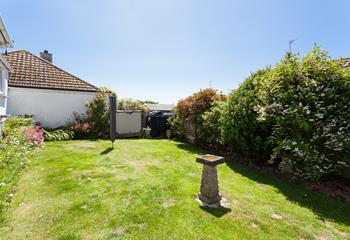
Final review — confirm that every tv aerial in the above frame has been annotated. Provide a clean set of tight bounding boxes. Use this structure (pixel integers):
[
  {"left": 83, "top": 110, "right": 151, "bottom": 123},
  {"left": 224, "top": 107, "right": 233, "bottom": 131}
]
[{"left": 288, "top": 39, "right": 297, "bottom": 52}]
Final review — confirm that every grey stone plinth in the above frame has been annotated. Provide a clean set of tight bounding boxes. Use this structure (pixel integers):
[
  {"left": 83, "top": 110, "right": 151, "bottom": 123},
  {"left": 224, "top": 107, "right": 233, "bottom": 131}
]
[{"left": 196, "top": 154, "right": 225, "bottom": 206}]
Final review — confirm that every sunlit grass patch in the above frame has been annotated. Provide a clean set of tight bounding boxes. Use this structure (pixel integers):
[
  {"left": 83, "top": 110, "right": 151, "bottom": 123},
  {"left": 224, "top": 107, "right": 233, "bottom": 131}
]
[{"left": 0, "top": 139, "right": 349, "bottom": 240}]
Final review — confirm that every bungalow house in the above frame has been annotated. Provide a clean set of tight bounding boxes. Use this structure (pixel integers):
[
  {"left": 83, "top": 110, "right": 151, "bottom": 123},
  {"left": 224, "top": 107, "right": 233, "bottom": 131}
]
[
  {"left": 3, "top": 49, "right": 98, "bottom": 128},
  {"left": 0, "top": 16, "right": 13, "bottom": 135}
]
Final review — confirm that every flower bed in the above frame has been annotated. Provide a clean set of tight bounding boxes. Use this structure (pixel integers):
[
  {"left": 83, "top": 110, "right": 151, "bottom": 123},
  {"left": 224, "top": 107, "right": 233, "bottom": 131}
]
[{"left": 0, "top": 117, "right": 43, "bottom": 220}]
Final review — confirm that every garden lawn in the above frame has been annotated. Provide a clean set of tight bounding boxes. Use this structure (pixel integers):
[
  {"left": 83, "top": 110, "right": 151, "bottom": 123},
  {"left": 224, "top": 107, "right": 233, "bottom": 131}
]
[{"left": 0, "top": 140, "right": 349, "bottom": 240}]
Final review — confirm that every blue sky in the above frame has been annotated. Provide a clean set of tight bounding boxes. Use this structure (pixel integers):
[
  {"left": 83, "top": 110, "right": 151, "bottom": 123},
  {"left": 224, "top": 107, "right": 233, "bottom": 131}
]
[{"left": 1, "top": 0, "right": 350, "bottom": 103}]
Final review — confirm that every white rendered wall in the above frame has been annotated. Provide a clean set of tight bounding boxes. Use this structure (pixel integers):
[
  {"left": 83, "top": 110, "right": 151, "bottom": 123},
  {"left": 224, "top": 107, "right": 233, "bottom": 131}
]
[{"left": 7, "top": 87, "right": 95, "bottom": 128}]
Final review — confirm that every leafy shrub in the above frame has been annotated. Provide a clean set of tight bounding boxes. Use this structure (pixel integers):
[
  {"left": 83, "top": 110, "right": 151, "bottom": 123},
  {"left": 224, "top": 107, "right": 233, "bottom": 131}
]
[
  {"left": 68, "top": 87, "right": 116, "bottom": 139},
  {"left": 3, "top": 117, "right": 32, "bottom": 137},
  {"left": 197, "top": 101, "right": 225, "bottom": 146},
  {"left": 24, "top": 124, "right": 44, "bottom": 147},
  {"left": 67, "top": 112, "right": 91, "bottom": 139},
  {"left": 176, "top": 88, "right": 226, "bottom": 121},
  {"left": 223, "top": 46, "right": 350, "bottom": 180},
  {"left": 256, "top": 47, "right": 350, "bottom": 180},
  {"left": 172, "top": 88, "right": 226, "bottom": 144},
  {"left": 221, "top": 69, "right": 272, "bottom": 162},
  {"left": 167, "top": 115, "right": 185, "bottom": 139},
  {"left": 117, "top": 98, "right": 150, "bottom": 112},
  {"left": 0, "top": 117, "right": 41, "bottom": 212},
  {"left": 85, "top": 87, "right": 116, "bottom": 137},
  {"left": 44, "top": 129, "right": 75, "bottom": 141}
]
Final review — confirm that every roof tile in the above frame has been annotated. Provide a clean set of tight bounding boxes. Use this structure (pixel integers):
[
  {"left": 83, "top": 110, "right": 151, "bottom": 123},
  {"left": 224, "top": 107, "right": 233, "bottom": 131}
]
[{"left": 3, "top": 50, "right": 98, "bottom": 92}]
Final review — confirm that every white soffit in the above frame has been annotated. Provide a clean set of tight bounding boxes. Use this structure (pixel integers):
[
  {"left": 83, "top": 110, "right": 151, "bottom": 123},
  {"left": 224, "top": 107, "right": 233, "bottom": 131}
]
[{"left": 0, "top": 16, "right": 13, "bottom": 48}]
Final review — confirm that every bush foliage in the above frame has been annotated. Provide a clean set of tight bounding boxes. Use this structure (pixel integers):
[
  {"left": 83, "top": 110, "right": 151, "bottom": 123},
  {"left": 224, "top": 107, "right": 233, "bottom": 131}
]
[
  {"left": 221, "top": 69, "right": 272, "bottom": 162},
  {"left": 3, "top": 117, "right": 32, "bottom": 137},
  {"left": 117, "top": 98, "right": 150, "bottom": 112},
  {"left": 1, "top": 117, "right": 43, "bottom": 212},
  {"left": 168, "top": 115, "right": 185, "bottom": 139},
  {"left": 176, "top": 88, "right": 226, "bottom": 121},
  {"left": 172, "top": 88, "right": 226, "bottom": 144},
  {"left": 68, "top": 87, "right": 116, "bottom": 138},
  {"left": 44, "top": 129, "right": 75, "bottom": 141},
  {"left": 197, "top": 101, "right": 225, "bottom": 146},
  {"left": 222, "top": 46, "right": 350, "bottom": 180}
]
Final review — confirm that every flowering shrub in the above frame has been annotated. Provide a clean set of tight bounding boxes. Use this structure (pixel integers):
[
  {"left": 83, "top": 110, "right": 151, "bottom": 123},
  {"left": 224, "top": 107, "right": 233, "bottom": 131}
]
[
  {"left": 67, "top": 87, "right": 116, "bottom": 139},
  {"left": 67, "top": 112, "right": 91, "bottom": 138},
  {"left": 85, "top": 87, "right": 115, "bottom": 137},
  {"left": 1, "top": 117, "right": 41, "bottom": 208},
  {"left": 25, "top": 124, "right": 44, "bottom": 147}
]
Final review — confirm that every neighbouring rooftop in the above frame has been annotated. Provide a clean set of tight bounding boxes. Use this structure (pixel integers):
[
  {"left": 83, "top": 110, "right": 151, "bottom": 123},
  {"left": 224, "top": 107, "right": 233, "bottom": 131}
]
[
  {"left": 3, "top": 50, "right": 98, "bottom": 92},
  {"left": 146, "top": 103, "right": 174, "bottom": 111}
]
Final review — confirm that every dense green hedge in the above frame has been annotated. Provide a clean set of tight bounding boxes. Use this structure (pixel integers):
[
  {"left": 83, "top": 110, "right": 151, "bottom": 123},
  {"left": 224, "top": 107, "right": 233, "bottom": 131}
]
[
  {"left": 221, "top": 46, "right": 350, "bottom": 180},
  {"left": 197, "top": 101, "right": 225, "bottom": 146},
  {"left": 221, "top": 69, "right": 272, "bottom": 162},
  {"left": 172, "top": 46, "right": 350, "bottom": 181}
]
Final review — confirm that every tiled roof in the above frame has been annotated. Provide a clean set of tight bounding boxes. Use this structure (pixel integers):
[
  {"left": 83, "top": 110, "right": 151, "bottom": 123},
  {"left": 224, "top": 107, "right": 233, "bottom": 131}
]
[
  {"left": 340, "top": 58, "right": 350, "bottom": 67},
  {"left": 2, "top": 50, "right": 98, "bottom": 92},
  {"left": 146, "top": 104, "right": 175, "bottom": 111}
]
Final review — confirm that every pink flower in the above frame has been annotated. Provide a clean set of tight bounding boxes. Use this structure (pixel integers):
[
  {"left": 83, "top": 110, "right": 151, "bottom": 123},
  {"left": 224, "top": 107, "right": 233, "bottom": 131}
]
[{"left": 25, "top": 125, "right": 44, "bottom": 147}]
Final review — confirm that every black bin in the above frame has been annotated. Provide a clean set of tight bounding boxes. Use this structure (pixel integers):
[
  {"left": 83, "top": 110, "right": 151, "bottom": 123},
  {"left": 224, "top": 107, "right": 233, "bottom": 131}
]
[{"left": 148, "top": 111, "right": 174, "bottom": 137}]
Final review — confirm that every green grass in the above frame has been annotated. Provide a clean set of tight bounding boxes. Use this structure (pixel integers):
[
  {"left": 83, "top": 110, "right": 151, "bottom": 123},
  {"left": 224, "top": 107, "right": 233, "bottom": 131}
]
[{"left": 0, "top": 139, "right": 349, "bottom": 240}]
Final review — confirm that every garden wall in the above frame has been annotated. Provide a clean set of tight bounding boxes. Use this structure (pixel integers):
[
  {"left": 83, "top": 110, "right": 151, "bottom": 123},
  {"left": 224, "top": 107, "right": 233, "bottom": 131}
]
[{"left": 184, "top": 121, "right": 196, "bottom": 144}]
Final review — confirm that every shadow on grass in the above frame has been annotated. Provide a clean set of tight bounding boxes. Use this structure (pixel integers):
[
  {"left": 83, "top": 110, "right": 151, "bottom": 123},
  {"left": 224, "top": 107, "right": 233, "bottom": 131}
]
[
  {"left": 176, "top": 143, "right": 206, "bottom": 155},
  {"left": 177, "top": 141, "right": 350, "bottom": 226},
  {"left": 100, "top": 148, "right": 114, "bottom": 155},
  {"left": 200, "top": 205, "right": 232, "bottom": 218}
]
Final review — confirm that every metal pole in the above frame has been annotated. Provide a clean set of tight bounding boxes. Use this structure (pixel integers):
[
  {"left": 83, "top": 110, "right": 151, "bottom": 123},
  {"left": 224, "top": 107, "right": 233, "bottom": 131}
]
[{"left": 109, "top": 96, "right": 116, "bottom": 148}]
